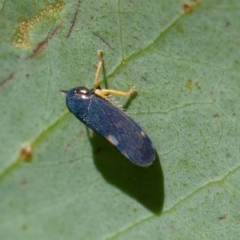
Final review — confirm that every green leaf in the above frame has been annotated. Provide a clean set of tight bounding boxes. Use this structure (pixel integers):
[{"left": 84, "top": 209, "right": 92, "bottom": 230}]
[{"left": 0, "top": 0, "right": 239, "bottom": 239}]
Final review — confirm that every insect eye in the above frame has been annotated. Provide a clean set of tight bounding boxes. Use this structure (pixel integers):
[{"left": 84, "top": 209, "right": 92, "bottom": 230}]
[
  {"left": 74, "top": 87, "right": 91, "bottom": 99},
  {"left": 75, "top": 87, "right": 89, "bottom": 95}
]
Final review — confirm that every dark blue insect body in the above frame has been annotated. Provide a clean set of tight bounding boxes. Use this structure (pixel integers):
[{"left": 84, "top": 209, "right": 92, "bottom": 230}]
[
  {"left": 64, "top": 86, "right": 155, "bottom": 166},
  {"left": 62, "top": 50, "right": 155, "bottom": 166}
]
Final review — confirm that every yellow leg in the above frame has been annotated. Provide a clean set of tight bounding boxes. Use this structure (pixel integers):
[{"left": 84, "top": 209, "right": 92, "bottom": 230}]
[
  {"left": 93, "top": 50, "right": 136, "bottom": 102},
  {"left": 101, "top": 87, "right": 135, "bottom": 96},
  {"left": 94, "top": 50, "right": 104, "bottom": 89},
  {"left": 95, "top": 87, "right": 135, "bottom": 100}
]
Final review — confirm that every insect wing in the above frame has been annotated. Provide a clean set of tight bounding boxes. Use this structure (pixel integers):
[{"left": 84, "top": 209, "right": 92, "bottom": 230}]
[{"left": 88, "top": 95, "right": 155, "bottom": 166}]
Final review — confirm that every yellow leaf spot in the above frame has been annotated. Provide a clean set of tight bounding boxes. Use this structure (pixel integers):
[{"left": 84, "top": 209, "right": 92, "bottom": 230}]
[{"left": 13, "top": 2, "right": 65, "bottom": 48}]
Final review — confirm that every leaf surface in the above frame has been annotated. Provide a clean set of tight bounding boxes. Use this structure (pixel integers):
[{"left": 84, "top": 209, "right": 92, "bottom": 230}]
[{"left": 0, "top": 0, "right": 239, "bottom": 239}]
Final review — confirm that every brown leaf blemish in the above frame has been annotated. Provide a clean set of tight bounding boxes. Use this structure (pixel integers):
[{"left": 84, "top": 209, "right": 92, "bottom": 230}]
[{"left": 25, "top": 22, "right": 63, "bottom": 60}]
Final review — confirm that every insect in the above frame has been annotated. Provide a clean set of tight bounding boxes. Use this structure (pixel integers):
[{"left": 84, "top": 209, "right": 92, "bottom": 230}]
[{"left": 62, "top": 51, "right": 155, "bottom": 166}]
